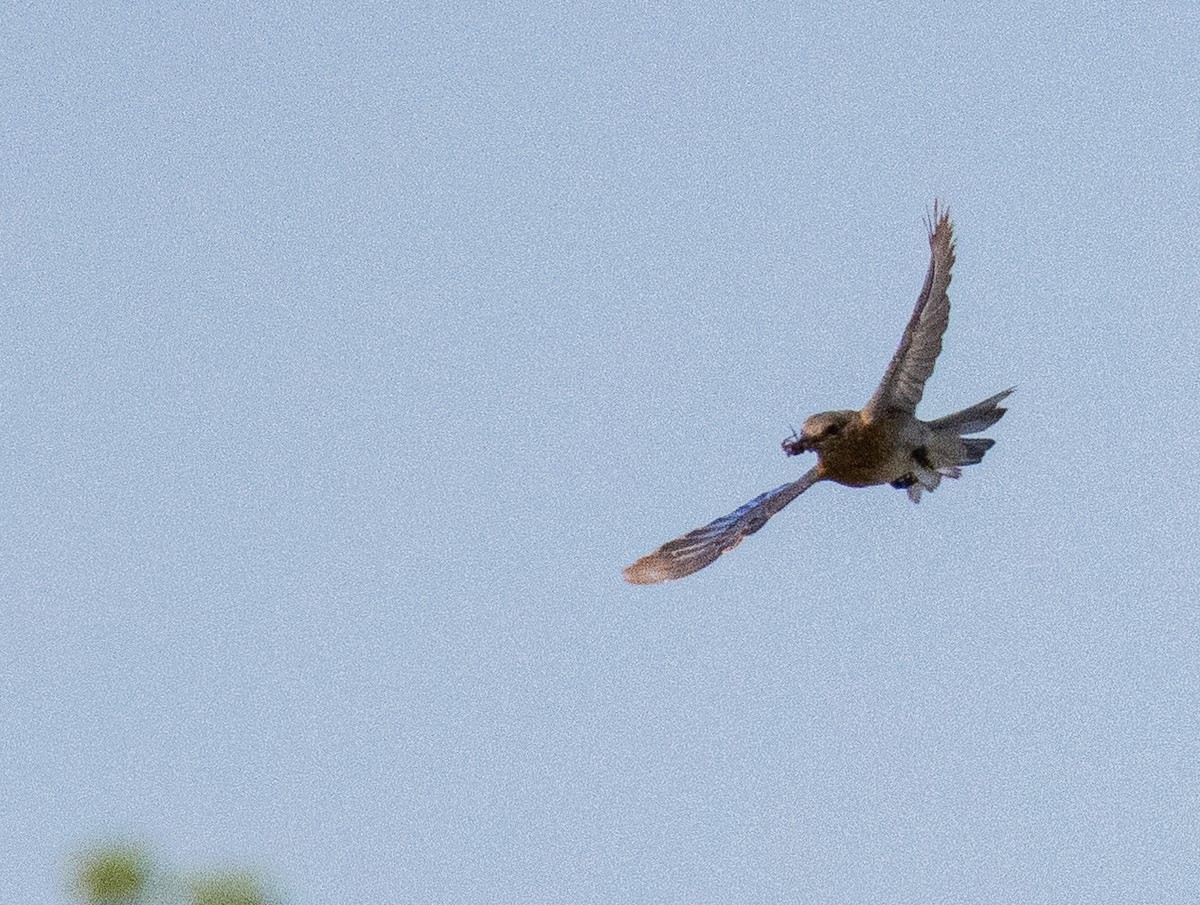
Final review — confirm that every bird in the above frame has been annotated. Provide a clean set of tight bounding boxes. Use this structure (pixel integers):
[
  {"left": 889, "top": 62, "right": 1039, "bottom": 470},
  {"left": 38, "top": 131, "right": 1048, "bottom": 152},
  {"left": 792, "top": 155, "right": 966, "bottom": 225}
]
[{"left": 623, "top": 203, "right": 1012, "bottom": 585}]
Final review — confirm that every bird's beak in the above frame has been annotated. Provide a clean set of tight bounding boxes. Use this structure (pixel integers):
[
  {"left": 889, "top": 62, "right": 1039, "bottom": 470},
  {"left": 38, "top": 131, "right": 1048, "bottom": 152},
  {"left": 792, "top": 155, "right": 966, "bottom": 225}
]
[{"left": 782, "top": 435, "right": 809, "bottom": 457}]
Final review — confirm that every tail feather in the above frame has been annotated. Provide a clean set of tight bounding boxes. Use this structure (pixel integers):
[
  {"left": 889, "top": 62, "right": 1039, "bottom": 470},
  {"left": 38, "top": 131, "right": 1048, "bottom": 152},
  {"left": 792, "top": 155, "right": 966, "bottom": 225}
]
[
  {"left": 959, "top": 437, "right": 995, "bottom": 466},
  {"left": 902, "top": 390, "right": 1012, "bottom": 503},
  {"left": 929, "top": 387, "right": 1015, "bottom": 434}
]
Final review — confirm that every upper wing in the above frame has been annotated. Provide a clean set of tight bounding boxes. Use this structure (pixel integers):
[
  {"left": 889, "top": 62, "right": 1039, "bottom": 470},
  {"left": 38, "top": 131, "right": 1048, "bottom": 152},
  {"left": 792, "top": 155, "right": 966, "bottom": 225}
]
[
  {"left": 623, "top": 467, "right": 822, "bottom": 584},
  {"left": 862, "top": 204, "right": 956, "bottom": 421}
]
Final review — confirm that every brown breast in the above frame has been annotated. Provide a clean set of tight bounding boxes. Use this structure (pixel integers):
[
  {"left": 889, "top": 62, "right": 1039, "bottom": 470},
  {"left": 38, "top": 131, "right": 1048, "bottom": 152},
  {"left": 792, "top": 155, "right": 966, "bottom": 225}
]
[{"left": 818, "top": 418, "right": 902, "bottom": 487}]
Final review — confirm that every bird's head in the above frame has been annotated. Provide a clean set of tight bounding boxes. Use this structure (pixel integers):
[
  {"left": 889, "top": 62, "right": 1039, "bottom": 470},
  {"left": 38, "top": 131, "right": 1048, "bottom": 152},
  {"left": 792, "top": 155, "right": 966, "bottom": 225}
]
[{"left": 782, "top": 409, "right": 858, "bottom": 456}]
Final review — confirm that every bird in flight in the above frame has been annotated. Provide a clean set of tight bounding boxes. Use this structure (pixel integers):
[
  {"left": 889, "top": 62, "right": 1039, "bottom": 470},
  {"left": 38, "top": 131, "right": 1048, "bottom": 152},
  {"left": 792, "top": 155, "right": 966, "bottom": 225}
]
[{"left": 624, "top": 204, "right": 1012, "bottom": 584}]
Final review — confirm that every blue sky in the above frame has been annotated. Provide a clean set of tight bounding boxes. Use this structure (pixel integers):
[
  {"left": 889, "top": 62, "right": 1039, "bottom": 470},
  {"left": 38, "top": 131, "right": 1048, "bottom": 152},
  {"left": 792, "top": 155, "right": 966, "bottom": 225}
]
[{"left": 4, "top": 2, "right": 1199, "bottom": 902}]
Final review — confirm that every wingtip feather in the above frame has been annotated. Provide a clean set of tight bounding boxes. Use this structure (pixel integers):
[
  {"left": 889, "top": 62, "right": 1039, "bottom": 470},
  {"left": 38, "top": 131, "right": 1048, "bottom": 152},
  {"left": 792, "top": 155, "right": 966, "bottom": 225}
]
[{"left": 623, "top": 559, "right": 667, "bottom": 585}]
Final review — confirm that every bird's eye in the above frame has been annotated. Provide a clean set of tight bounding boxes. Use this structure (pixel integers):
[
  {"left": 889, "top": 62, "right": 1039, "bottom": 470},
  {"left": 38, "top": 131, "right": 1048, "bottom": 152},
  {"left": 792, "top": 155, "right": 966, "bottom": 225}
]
[{"left": 823, "top": 425, "right": 840, "bottom": 437}]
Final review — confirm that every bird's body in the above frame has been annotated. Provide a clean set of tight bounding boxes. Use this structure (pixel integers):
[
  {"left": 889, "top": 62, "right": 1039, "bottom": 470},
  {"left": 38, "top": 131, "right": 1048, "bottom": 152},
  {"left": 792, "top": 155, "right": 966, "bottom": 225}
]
[
  {"left": 788, "top": 394, "right": 1009, "bottom": 499},
  {"left": 624, "top": 204, "right": 1012, "bottom": 584},
  {"left": 796, "top": 410, "right": 905, "bottom": 487}
]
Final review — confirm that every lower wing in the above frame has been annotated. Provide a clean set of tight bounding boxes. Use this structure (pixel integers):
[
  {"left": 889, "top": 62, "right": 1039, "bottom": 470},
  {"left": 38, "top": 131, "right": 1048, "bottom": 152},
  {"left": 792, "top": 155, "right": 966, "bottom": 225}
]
[{"left": 623, "top": 467, "right": 822, "bottom": 584}]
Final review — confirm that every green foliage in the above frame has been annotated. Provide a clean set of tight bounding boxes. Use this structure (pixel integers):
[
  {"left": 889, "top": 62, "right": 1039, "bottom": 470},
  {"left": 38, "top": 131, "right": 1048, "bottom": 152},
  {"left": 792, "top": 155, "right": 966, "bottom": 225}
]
[
  {"left": 189, "top": 872, "right": 275, "bottom": 905},
  {"left": 75, "top": 847, "right": 151, "bottom": 904},
  {"left": 72, "top": 844, "right": 278, "bottom": 905}
]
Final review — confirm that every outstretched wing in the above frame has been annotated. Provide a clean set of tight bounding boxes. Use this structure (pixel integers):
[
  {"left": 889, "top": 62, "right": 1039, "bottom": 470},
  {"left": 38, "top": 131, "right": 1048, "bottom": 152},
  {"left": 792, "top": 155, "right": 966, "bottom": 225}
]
[
  {"left": 623, "top": 468, "right": 822, "bottom": 584},
  {"left": 863, "top": 204, "right": 955, "bottom": 421}
]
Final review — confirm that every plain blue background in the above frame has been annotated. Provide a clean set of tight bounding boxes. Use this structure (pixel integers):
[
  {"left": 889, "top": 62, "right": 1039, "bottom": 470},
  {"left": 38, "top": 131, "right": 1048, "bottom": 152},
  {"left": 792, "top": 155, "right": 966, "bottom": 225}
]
[{"left": 4, "top": 2, "right": 1199, "bottom": 902}]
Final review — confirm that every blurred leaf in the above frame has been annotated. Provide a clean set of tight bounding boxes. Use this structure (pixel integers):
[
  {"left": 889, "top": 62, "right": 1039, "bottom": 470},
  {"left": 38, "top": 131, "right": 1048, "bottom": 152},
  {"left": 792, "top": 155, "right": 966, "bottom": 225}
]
[
  {"left": 71, "top": 843, "right": 280, "bottom": 905},
  {"left": 189, "top": 872, "right": 275, "bottom": 905},
  {"left": 75, "top": 846, "right": 152, "bottom": 904}
]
